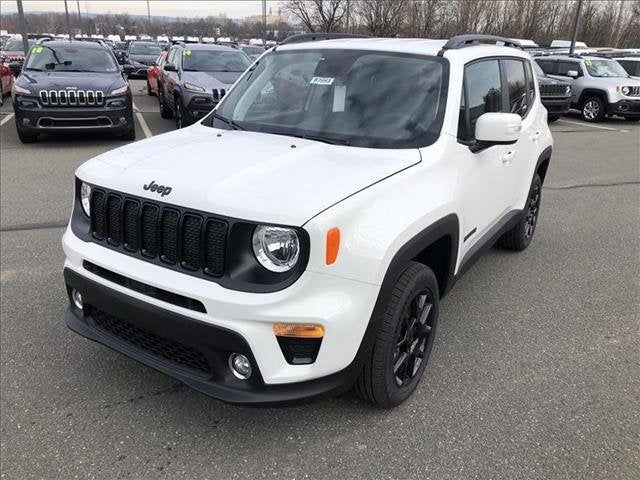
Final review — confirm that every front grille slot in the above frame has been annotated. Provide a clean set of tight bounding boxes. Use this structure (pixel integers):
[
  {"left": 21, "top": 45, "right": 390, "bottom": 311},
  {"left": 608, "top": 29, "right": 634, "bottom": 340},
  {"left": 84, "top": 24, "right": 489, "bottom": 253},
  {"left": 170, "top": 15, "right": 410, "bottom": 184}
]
[
  {"left": 39, "top": 89, "right": 105, "bottom": 106},
  {"left": 88, "top": 187, "right": 228, "bottom": 280},
  {"left": 625, "top": 86, "right": 640, "bottom": 97},
  {"left": 89, "top": 306, "right": 211, "bottom": 375},
  {"left": 212, "top": 88, "right": 227, "bottom": 102}
]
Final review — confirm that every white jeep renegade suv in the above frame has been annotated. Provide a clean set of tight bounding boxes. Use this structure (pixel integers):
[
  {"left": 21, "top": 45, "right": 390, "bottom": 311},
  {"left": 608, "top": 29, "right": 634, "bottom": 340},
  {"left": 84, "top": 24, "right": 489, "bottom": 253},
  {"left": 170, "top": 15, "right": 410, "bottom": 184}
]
[{"left": 63, "top": 34, "right": 553, "bottom": 408}]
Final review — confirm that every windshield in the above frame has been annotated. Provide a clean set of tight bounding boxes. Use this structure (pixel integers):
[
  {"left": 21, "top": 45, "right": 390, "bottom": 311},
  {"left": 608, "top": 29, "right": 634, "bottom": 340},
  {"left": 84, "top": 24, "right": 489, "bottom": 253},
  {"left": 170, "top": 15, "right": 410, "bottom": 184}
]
[
  {"left": 129, "top": 42, "right": 161, "bottom": 55},
  {"left": 584, "top": 59, "right": 629, "bottom": 78},
  {"left": 3, "top": 39, "right": 35, "bottom": 52},
  {"left": 182, "top": 50, "right": 251, "bottom": 72},
  {"left": 25, "top": 45, "right": 118, "bottom": 72},
  {"left": 211, "top": 49, "right": 447, "bottom": 149}
]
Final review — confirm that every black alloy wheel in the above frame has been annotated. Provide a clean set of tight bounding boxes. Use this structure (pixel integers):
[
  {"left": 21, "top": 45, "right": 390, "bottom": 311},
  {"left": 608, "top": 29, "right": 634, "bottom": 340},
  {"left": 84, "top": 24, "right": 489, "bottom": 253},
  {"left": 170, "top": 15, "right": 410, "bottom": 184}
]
[
  {"left": 392, "top": 290, "right": 435, "bottom": 387},
  {"left": 524, "top": 179, "right": 541, "bottom": 239}
]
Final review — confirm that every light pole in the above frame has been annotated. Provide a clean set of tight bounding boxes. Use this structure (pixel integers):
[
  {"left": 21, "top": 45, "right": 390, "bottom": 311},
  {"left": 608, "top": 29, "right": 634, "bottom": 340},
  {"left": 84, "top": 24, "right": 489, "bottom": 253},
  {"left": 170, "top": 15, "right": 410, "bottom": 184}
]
[
  {"left": 569, "top": 0, "right": 583, "bottom": 55},
  {"left": 262, "top": 0, "right": 267, "bottom": 47},
  {"left": 147, "top": 0, "right": 152, "bottom": 34},
  {"left": 16, "top": 0, "right": 29, "bottom": 54},
  {"left": 64, "top": 0, "right": 72, "bottom": 40},
  {"left": 76, "top": 0, "right": 82, "bottom": 36}
]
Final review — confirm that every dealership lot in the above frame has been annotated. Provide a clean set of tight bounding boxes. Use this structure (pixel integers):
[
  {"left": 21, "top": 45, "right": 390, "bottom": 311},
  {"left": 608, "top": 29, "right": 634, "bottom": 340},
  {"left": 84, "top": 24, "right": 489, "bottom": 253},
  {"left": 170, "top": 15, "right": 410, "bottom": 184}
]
[{"left": 1, "top": 79, "right": 639, "bottom": 479}]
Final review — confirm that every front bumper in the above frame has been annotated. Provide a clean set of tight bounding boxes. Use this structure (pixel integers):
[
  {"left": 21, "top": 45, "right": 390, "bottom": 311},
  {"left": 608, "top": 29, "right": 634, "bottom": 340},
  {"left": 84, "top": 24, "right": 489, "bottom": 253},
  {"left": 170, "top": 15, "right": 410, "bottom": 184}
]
[
  {"left": 541, "top": 96, "right": 571, "bottom": 115},
  {"left": 13, "top": 95, "right": 133, "bottom": 133},
  {"left": 62, "top": 228, "right": 380, "bottom": 404},
  {"left": 607, "top": 99, "right": 640, "bottom": 117}
]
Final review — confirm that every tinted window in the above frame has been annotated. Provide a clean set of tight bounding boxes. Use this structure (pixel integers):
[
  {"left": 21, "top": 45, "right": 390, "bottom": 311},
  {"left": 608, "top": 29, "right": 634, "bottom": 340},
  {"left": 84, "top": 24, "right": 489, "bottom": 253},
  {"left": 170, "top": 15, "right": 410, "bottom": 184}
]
[
  {"left": 525, "top": 61, "right": 536, "bottom": 104},
  {"left": 25, "top": 45, "right": 118, "bottom": 73},
  {"left": 462, "top": 59, "right": 503, "bottom": 139},
  {"left": 617, "top": 60, "right": 640, "bottom": 76},
  {"left": 3, "top": 39, "right": 36, "bottom": 52},
  {"left": 536, "top": 60, "right": 556, "bottom": 75},
  {"left": 503, "top": 59, "right": 528, "bottom": 117},
  {"left": 557, "top": 61, "right": 580, "bottom": 76},
  {"left": 214, "top": 50, "right": 448, "bottom": 149}
]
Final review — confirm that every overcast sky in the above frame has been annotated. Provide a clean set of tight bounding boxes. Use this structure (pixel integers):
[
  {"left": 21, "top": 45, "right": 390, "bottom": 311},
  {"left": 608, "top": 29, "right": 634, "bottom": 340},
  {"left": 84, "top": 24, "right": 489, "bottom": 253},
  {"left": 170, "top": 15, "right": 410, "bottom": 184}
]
[{"left": 0, "top": 1, "right": 283, "bottom": 19}]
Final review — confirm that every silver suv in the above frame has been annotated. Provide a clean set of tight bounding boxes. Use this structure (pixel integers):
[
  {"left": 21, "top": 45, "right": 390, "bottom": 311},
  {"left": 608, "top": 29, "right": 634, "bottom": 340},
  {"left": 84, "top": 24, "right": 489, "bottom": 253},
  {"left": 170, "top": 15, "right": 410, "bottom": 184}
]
[{"left": 535, "top": 55, "right": 640, "bottom": 122}]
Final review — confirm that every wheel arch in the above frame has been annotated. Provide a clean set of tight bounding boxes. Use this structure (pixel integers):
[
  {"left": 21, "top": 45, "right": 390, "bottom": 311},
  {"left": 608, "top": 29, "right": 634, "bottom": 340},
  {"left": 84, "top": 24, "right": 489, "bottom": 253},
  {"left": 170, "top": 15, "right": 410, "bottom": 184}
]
[
  {"left": 578, "top": 88, "right": 608, "bottom": 106},
  {"left": 535, "top": 146, "right": 553, "bottom": 185}
]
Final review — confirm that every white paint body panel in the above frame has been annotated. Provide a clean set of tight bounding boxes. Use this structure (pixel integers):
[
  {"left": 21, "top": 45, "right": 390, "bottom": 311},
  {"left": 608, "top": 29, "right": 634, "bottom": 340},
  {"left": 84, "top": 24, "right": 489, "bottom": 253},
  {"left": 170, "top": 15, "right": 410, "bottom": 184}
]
[{"left": 64, "top": 39, "right": 553, "bottom": 385}]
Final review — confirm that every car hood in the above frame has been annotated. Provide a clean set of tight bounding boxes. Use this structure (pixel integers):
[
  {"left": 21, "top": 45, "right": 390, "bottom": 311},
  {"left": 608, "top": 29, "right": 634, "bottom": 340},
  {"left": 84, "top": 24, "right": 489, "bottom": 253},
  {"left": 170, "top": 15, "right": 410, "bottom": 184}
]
[
  {"left": 17, "top": 71, "right": 125, "bottom": 92},
  {"left": 77, "top": 124, "right": 421, "bottom": 226},
  {"left": 537, "top": 75, "right": 570, "bottom": 86},
  {"left": 182, "top": 70, "right": 242, "bottom": 88}
]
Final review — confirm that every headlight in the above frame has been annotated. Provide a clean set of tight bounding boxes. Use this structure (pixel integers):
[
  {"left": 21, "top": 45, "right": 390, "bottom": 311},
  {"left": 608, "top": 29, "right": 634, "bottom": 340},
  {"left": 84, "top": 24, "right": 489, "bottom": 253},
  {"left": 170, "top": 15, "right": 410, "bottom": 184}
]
[
  {"left": 184, "top": 82, "right": 205, "bottom": 93},
  {"left": 252, "top": 225, "right": 300, "bottom": 273},
  {"left": 565, "top": 85, "right": 571, "bottom": 95},
  {"left": 110, "top": 85, "right": 129, "bottom": 95},
  {"left": 12, "top": 84, "right": 30, "bottom": 94},
  {"left": 621, "top": 86, "right": 630, "bottom": 96},
  {"left": 80, "top": 182, "right": 91, "bottom": 216}
]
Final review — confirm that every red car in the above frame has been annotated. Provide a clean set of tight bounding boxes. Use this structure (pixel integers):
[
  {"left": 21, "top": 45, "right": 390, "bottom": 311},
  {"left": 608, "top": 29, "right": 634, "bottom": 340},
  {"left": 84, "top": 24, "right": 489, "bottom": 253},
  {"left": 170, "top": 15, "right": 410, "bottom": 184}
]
[
  {"left": 146, "top": 51, "right": 167, "bottom": 96},
  {"left": 0, "top": 62, "right": 15, "bottom": 107}
]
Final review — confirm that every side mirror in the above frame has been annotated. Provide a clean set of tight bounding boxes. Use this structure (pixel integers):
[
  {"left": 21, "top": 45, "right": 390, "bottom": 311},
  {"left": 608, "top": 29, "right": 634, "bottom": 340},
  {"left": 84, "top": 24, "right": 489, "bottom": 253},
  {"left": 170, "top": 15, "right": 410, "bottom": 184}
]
[
  {"left": 566, "top": 70, "right": 579, "bottom": 78},
  {"left": 163, "top": 64, "right": 177, "bottom": 72},
  {"left": 473, "top": 113, "right": 522, "bottom": 151}
]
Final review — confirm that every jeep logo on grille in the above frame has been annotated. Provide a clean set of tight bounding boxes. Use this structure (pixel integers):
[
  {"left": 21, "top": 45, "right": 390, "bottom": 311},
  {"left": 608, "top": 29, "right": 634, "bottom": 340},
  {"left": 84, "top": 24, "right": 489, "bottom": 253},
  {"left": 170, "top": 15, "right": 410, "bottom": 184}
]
[{"left": 143, "top": 180, "right": 172, "bottom": 197}]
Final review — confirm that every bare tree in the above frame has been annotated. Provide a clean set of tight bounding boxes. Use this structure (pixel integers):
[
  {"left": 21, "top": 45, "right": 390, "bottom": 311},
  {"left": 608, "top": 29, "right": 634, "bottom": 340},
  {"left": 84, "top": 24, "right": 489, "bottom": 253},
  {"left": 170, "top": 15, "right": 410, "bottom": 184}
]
[
  {"left": 355, "top": 0, "right": 407, "bottom": 36},
  {"left": 282, "top": 0, "right": 348, "bottom": 32}
]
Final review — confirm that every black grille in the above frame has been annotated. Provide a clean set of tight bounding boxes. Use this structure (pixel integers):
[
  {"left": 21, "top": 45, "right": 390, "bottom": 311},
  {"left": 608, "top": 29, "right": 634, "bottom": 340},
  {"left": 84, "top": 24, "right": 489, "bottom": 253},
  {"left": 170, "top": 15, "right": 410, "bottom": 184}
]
[
  {"left": 540, "top": 84, "right": 569, "bottom": 97},
  {"left": 90, "top": 307, "right": 211, "bottom": 375},
  {"left": 276, "top": 337, "right": 322, "bottom": 365},
  {"left": 90, "top": 188, "right": 228, "bottom": 278}
]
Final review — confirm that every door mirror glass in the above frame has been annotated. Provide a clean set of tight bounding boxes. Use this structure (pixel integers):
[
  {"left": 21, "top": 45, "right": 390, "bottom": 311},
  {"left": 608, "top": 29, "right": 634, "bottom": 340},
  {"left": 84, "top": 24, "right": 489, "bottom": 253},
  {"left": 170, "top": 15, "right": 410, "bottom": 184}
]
[
  {"left": 474, "top": 112, "right": 522, "bottom": 145},
  {"left": 567, "top": 70, "right": 579, "bottom": 78},
  {"left": 164, "top": 64, "right": 177, "bottom": 72}
]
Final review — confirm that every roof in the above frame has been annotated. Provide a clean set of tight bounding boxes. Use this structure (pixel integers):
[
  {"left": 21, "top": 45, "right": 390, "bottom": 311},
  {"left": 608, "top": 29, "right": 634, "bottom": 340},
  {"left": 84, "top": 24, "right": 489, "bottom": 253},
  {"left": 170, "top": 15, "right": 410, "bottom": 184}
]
[
  {"left": 276, "top": 37, "right": 527, "bottom": 61},
  {"left": 174, "top": 43, "right": 239, "bottom": 52},
  {"left": 537, "top": 54, "right": 618, "bottom": 61},
  {"left": 36, "top": 40, "right": 108, "bottom": 50}
]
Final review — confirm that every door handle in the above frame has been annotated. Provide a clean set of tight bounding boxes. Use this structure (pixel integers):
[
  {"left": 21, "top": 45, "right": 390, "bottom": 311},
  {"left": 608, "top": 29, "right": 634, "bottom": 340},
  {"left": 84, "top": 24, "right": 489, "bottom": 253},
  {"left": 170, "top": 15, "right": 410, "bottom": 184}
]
[
  {"left": 531, "top": 131, "right": 541, "bottom": 142},
  {"left": 501, "top": 150, "right": 516, "bottom": 165}
]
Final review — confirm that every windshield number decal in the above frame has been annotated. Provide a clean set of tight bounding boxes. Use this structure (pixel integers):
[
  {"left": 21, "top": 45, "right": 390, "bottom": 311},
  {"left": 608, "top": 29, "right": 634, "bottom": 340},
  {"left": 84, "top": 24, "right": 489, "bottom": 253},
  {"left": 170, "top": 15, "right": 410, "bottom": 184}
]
[
  {"left": 32, "top": 45, "right": 44, "bottom": 54},
  {"left": 310, "top": 76, "right": 334, "bottom": 86},
  {"left": 183, "top": 49, "right": 192, "bottom": 56}
]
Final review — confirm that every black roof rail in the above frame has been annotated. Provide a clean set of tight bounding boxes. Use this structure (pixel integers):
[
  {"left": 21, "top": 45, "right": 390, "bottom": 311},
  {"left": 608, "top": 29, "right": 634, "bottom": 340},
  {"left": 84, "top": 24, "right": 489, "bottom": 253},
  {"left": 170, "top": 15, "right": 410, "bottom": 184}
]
[
  {"left": 279, "top": 33, "right": 369, "bottom": 45},
  {"left": 438, "top": 34, "right": 522, "bottom": 56}
]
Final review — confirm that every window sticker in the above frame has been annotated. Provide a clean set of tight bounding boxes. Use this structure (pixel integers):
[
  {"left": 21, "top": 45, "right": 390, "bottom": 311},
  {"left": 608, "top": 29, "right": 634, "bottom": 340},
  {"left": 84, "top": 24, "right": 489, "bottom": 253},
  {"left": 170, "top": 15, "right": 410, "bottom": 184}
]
[
  {"left": 32, "top": 45, "right": 44, "bottom": 54},
  {"left": 310, "top": 76, "right": 334, "bottom": 85},
  {"left": 333, "top": 85, "right": 346, "bottom": 112},
  {"left": 183, "top": 49, "right": 192, "bottom": 56},
  {"left": 585, "top": 60, "right": 592, "bottom": 66}
]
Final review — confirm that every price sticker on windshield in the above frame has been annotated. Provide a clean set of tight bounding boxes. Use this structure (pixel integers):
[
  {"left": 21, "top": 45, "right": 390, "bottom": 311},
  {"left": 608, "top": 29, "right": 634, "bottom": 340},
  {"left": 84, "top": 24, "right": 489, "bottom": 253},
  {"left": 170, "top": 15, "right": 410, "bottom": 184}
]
[
  {"left": 32, "top": 45, "right": 44, "bottom": 54},
  {"left": 183, "top": 49, "right": 192, "bottom": 56},
  {"left": 310, "top": 76, "right": 334, "bottom": 86},
  {"left": 585, "top": 60, "right": 592, "bottom": 66}
]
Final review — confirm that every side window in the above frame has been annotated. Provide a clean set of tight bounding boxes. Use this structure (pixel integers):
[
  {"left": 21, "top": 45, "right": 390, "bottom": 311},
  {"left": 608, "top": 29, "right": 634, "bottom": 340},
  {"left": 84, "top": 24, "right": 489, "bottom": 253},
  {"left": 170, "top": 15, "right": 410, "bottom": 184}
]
[
  {"left": 536, "top": 60, "right": 556, "bottom": 75},
  {"left": 557, "top": 61, "right": 580, "bottom": 77},
  {"left": 167, "top": 48, "right": 176, "bottom": 66},
  {"left": 458, "top": 59, "right": 502, "bottom": 141},
  {"left": 525, "top": 60, "right": 536, "bottom": 105},
  {"left": 502, "top": 59, "right": 528, "bottom": 117}
]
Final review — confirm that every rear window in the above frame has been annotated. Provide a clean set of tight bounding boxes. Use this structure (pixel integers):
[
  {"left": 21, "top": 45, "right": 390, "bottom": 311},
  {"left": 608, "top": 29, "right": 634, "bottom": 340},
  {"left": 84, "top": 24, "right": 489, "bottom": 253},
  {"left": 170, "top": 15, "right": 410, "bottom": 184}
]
[{"left": 129, "top": 42, "right": 162, "bottom": 55}]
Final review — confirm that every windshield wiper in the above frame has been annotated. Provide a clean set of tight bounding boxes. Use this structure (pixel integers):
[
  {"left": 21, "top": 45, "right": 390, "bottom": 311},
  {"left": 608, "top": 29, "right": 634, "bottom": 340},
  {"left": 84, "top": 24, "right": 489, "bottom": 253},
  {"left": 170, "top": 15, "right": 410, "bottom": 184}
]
[
  {"left": 290, "top": 133, "right": 350, "bottom": 146},
  {"left": 211, "top": 112, "right": 244, "bottom": 130}
]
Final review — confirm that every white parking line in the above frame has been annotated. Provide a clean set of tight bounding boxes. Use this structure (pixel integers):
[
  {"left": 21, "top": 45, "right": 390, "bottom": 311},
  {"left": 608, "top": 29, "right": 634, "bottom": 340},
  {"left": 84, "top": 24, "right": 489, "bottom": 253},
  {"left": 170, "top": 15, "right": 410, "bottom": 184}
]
[
  {"left": 132, "top": 101, "right": 153, "bottom": 138},
  {"left": 0, "top": 113, "right": 15, "bottom": 127},
  {"left": 556, "top": 118, "right": 628, "bottom": 132}
]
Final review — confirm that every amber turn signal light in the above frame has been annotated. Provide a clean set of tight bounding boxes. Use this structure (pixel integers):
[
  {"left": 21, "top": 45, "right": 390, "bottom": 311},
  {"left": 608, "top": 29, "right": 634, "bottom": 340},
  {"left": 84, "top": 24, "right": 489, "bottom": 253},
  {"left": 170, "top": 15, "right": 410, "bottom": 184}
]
[
  {"left": 326, "top": 227, "right": 340, "bottom": 265},
  {"left": 273, "top": 323, "right": 325, "bottom": 339}
]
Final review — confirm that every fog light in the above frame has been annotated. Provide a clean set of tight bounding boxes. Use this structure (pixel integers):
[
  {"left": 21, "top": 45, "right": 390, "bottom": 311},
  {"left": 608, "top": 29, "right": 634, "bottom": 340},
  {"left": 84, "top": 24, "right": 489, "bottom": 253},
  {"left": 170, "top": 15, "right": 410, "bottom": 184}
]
[
  {"left": 228, "top": 353, "right": 252, "bottom": 380},
  {"left": 71, "top": 289, "right": 83, "bottom": 310}
]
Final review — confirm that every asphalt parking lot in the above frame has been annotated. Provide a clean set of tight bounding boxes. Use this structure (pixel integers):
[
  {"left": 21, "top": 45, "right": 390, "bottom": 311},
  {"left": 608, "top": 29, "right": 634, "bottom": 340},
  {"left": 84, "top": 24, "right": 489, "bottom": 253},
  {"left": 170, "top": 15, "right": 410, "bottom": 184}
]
[{"left": 1, "top": 79, "right": 639, "bottom": 480}]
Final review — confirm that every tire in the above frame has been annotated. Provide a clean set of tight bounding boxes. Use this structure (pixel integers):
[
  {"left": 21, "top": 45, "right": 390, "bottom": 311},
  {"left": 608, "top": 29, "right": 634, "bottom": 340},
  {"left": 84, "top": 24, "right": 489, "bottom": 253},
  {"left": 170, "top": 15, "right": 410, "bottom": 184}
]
[
  {"left": 497, "top": 173, "right": 542, "bottom": 251},
  {"left": 16, "top": 125, "right": 37, "bottom": 143},
  {"left": 355, "top": 261, "right": 439, "bottom": 408},
  {"left": 580, "top": 96, "right": 605, "bottom": 122},
  {"left": 547, "top": 114, "right": 560, "bottom": 123},
  {"left": 159, "top": 90, "right": 173, "bottom": 119}
]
